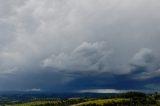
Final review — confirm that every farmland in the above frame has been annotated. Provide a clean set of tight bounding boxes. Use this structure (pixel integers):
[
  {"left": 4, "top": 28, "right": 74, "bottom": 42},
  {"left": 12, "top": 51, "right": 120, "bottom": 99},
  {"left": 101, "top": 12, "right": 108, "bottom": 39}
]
[{"left": 1, "top": 92, "right": 160, "bottom": 106}]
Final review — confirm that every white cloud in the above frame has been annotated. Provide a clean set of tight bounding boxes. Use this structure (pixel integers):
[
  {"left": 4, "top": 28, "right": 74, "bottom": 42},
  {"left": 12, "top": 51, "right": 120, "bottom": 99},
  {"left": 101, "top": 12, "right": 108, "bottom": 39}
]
[
  {"left": 25, "top": 88, "right": 41, "bottom": 92},
  {"left": 79, "top": 89, "right": 140, "bottom": 93}
]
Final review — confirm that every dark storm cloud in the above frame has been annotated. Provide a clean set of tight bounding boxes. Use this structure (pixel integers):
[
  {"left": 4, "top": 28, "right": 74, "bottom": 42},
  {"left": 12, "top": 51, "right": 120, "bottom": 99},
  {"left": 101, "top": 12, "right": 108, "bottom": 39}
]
[
  {"left": 129, "top": 48, "right": 160, "bottom": 80},
  {"left": 0, "top": 69, "right": 73, "bottom": 91},
  {"left": 0, "top": 0, "right": 160, "bottom": 91}
]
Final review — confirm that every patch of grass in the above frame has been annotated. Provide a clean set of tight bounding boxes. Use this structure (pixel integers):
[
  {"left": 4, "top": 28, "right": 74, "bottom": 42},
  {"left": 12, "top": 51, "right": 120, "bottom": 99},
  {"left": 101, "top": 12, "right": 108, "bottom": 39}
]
[
  {"left": 71, "top": 98, "right": 130, "bottom": 106},
  {"left": 5, "top": 100, "right": 61, "bottom": 106}
]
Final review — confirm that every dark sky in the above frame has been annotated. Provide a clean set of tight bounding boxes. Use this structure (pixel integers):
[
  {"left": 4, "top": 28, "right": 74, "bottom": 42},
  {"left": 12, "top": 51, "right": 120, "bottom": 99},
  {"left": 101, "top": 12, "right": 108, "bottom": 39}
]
[{"left": 0, "top": 0, "right": 160, "bottom": 93}]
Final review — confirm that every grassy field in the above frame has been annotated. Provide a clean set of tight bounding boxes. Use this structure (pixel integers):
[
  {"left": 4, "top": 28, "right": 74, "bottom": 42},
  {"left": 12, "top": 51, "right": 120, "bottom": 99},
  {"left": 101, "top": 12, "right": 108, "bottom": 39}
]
[
  {"left": 4, "top": 98, "right": 130, "bottom": 106},
  {"left": 2, "top": 92, "right": 160, "bottom": 106},
  {"left": 71, "top": 98, "right": 130, "bottom": 106},
  {"left": 3, "top": 98, "right": 160, "bottom": 106},
  {"left": 5, "top": 100, "right": 61, "bottom": 106}
]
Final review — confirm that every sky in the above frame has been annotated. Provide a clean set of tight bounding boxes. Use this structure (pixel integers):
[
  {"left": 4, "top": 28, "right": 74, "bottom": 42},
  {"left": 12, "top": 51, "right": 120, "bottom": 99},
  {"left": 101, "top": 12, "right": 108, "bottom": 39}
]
[{"left": 0, "top": 0, "right": 160, "bottom": 92}]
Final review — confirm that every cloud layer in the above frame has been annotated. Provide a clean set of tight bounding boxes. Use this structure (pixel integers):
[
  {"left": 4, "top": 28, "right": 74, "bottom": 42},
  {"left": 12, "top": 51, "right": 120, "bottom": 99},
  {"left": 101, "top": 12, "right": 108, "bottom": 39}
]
[
  {"left": 43, "top": 42, "right": 112, "bottom": 73},
  {"left": 0, "top": 0, "right": 160, "bottom": 91}
]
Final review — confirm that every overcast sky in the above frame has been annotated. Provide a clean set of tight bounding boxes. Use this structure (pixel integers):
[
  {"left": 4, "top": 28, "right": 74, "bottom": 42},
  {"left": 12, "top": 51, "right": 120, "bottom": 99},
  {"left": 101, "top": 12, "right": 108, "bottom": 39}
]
[{"left": 0, "top": 0, "right": 160, "bottom": 92}]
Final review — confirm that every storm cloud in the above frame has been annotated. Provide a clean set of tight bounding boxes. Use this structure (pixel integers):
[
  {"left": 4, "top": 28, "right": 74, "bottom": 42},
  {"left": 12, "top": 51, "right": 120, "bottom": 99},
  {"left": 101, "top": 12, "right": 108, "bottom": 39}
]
[
  {"left": 42, "top": 42, "right": 113, "bottom": 73},
  {"left": 0, "top": 0, "right": 160, "bottom": 91}
]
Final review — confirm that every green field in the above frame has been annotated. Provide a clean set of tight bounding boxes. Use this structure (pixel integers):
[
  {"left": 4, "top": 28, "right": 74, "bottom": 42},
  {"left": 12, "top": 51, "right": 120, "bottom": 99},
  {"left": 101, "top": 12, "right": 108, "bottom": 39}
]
[
  {"left": 2, "top": 92, "right": 160, "bottom": 106},
  {"left": 6, "top": 100, "right": 61, "bottom": 106},
  {"left": 4, "top": 98, "right": 130, "bottom": 106},
  {"left": 71, "top": 98, "right": 130, "bottom": 106},
  {"left": 4, "top": 98, "right": 160, "bottom": 106}
]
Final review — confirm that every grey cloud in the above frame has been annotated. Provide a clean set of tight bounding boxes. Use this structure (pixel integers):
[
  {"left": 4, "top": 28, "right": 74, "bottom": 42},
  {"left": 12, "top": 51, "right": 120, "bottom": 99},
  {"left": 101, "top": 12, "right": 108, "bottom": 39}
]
[
  {"left": 134, "top": 69, "right": 160, "bottom": 80},
  {"left": 0, "top": 0, "right": 25, "bottom": 18},
  {"left": 130, "top": 48, "right": 155, "bottom": 69},
  {"left": 129, "top": 48, "right": 160, "bottom": 80},
  {"left": 42, "top": 42, "right": 112, "bottom": 73},
  {"left": 0, "top": 0, "right": 160, "bottom": 90}
]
